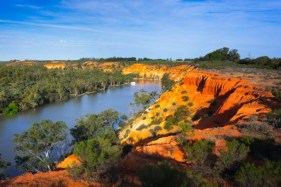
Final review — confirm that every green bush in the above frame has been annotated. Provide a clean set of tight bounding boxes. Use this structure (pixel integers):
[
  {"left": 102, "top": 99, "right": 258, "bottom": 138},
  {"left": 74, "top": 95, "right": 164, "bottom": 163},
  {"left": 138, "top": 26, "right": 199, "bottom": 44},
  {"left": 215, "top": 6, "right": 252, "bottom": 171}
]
[
  {"left": 184, "top": 140, "right": 214, "bottom": 166},
  {"left": 272, "top": 89, "right": 281, "bottom": 100},
  {"left": 124, "top": 129, "right": 130, "bottom": 138},
  {"left": 137, "top": 161, "right": 189, "bottom": 187},
  {"left": 150, "top": 118, "right": 163, "bottom": 125},
  {"left": 164, "top": 106, "right": 190, "bottom": 130},
  {"left": 155, "top": 104, "right": 160, "bottom": 108},
  {"left": 234, "top": 161, "right": 281, "bottom": 187},
  {"left": 178, "top": 122, "right": 193, "bottom": 133},
  {"left": 163, "top": 108, "right": 168, "bottom": 112},
  {"left": 187, "top": 102, "right": 193, "bottom": 107},
  {"left": 149, "top": 126, "right": 162, "bottom": 137},
  {"left": 181, "top": 90, "right": 187, "bottom": 94},
  {"left": 215, "top": 140, "right": 249, "bottom": 174},
  {"left": 73, "top": 137, "right": 121, "bottom": 180},
  {"left": 186, "top": 171, "right": 219, "bottom": 187},
  {"left": 182, "top": 96, "right": 189, "bottom": 102},
  {"left": 4, "top": 101, "right": 19, "bottom": 116},
  {"left": 137, "top": 124, "right": 147, "bottom": 131},
  {"left": 267, "top": 109, "right": 281, "bottom": 128}
]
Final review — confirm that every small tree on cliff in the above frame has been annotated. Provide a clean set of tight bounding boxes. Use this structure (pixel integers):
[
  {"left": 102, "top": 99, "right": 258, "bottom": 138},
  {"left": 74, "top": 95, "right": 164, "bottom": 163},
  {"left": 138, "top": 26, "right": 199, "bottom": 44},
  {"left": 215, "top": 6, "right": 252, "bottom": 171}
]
[
  {"left": 13, "top": 120, "right": 68, "bottom": 172},
  {"left": 130, "top": 89, "right": 159, "bottom": 114},
  {"left": 161, "top": 73, "right": 175, "bottom": 92}
]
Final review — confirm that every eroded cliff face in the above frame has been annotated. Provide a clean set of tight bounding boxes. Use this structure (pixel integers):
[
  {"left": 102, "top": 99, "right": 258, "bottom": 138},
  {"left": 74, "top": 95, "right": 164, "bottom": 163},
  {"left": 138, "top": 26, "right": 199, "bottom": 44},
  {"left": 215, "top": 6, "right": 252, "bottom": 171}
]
[
  {"left": 120, "top": 64, "right": 276, "bottom": 162},
  {"left": 122, "top": 63, "right": 196, "bottom": 81}
]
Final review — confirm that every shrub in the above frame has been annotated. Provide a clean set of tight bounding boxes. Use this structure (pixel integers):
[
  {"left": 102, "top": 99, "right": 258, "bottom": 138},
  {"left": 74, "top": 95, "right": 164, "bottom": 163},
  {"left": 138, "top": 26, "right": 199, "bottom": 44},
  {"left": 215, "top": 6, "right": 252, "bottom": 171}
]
[
  {"left": 239, "top": 123, "right": 275, "bottom": 138},
  {"left": 215, "top": 140, "right": 249, "bottom": 174},
  {"left": 149, "top": 126, "right": 162, "bottom": 137},
  {"left": 137, "top": 124, "right": 147, "bottom": 131},
  {"left": 187, "top": 102, "right": 193, "bottom": 107},
  {"left": 267, "top": 109, "right": 281, "bottom": 128},
  {"left": 124, "top": 129, "right": 130, "bottom": 138},
  {"left": 137, "top": 161, "right": 189, "bottom": 187},
  {"left": 182, "top": 96, "right": 189, "bottom": 102},
  {"left": 154, "top": 126, "right": 162, "bottom": 132},
  {"left": 272, "top": 89, "right": 281, "bottom": 100},
  {"left": 163, "top": 108, "right": 168, "bottom": 112},
  {"left": 155, "top": 104, "right": 160, "bottom": 108},
  {"left": 4, "top": 101, "right": 19, "bottom": 116},
  {"left": 181, "top": 90, "right": 187, "bottom": 94},
  {"left": 164, "top": 106, "right": 190, "bottom": 130},
  {"left": 164, "top": 115, "right": 176, "bottom": 130},
  {"left": 234, "top": 161, "right": 281, "bottom": 187},
  {"left": 73, "top": 137, "right": 121, "bottom": 180},
  {"left": 186, "top": 171, "right": 219, "bottom": 187},
  {"left": 184, "top": 140, "right": 214, "bottom": 166},
  {"left": 178, "top": 122, "right": 193, "bottom": 133},
  {"left": 150, "top": 118, "right": 163, "bottom": 125},
  {"left": 172, "top": 102, "right": 176, "bottom": 106}
]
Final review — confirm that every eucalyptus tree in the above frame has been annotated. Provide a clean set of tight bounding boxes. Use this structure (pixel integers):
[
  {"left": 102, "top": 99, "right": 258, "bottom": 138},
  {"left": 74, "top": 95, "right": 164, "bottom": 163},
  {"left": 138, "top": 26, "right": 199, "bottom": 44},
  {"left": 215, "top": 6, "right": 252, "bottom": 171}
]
[{"left": 13, "top": 120, "right": 68, "bottom": 172}]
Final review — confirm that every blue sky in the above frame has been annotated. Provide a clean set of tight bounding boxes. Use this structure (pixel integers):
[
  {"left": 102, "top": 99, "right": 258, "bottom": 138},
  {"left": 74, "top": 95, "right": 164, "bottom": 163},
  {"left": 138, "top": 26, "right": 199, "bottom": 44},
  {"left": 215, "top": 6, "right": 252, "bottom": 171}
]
[{"left": 0, "top": 0, "right": 280, "bottom": 60}]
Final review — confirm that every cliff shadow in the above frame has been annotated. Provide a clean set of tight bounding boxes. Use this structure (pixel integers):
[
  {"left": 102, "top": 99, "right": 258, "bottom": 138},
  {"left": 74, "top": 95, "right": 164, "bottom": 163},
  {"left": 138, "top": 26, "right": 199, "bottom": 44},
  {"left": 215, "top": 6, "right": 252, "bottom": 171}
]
[{"left": 193, "top": 85, "right": 276, "bottom": 129}]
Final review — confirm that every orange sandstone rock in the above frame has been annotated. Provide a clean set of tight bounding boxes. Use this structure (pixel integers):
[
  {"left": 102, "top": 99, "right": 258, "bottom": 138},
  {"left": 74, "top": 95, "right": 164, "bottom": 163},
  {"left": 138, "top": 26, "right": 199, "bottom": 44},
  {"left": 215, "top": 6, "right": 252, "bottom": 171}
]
[
  {"left": 56, "top": 154, "right": 81, "bottom": 169},
  {"left": 44, "top": 62, "right": 66, "bottom": 69}
]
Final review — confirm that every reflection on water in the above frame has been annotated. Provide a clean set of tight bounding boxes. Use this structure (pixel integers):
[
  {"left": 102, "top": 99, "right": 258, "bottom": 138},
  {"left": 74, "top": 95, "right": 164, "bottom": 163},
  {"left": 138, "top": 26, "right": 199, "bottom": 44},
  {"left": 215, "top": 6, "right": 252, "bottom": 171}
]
[{"left": 0, "top": 81, "right": 160, "bottom": 176}]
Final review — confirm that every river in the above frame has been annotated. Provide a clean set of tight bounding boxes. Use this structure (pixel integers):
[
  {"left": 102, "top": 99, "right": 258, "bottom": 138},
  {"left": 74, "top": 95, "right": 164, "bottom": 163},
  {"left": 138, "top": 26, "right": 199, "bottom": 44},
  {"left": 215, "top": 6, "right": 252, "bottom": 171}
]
[{"left": 0, "top": 81, "right": 160, "bottom": 177}]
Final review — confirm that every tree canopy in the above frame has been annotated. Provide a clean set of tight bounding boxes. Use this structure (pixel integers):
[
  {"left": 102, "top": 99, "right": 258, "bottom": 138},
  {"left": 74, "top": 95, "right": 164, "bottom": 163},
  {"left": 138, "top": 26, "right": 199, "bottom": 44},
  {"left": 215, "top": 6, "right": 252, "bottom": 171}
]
[
  {"left": 70, "top": 109, "right": 124, "bottom": 143},
  {"left": 204, "top": 47, "right": 240, "bottom": 62},
  {"left": 69, "top": 110, "right": 122, "bottom": 180},
  {"left": 161, "top": 73, "right": 175, "bottom": 92},
  {"left": 13, "top": 120, "right": 68, "bottom": 172}
]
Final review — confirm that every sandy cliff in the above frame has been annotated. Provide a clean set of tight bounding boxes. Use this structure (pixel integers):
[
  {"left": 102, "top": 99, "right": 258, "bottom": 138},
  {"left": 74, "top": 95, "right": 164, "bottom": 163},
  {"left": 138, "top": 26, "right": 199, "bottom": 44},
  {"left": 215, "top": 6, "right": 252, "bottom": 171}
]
[{"left": 120, "top": 64, "right": 278, "bottom": 162}]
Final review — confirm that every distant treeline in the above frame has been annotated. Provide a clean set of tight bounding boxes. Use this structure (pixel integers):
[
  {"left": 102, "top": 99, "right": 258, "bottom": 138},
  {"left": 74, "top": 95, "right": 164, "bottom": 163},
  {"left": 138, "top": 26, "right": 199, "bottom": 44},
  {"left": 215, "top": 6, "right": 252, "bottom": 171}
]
[
  {"left": 0, "top": 65, "right": 134, "bottom": 116},
  {"left": 1, "top": 47, "right": 280, "bottom": 69}
]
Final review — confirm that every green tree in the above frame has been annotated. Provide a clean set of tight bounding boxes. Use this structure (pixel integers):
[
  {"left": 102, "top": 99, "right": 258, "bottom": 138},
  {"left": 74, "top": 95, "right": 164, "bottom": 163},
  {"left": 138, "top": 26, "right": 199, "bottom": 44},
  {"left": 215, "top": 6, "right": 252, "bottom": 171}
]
[
  {"left": 137, "top": 161, "right": 189, "bottom": 187},
  {"left": 234, "top": 161, "right": 281, "bottom": 187},
  {"left": 215, "top": 140, "right": 249, "bottom": 173},
  {"left": 131, "top": 89, "right": 158, "bottom": 113},
  {"left": 161, "top": 74, "right": 175, "bottom": 92},
  {"left": 228, "top": 49, "right": 240, "bottom": 62},
  {"left": 4, "top": 101, "right": 19, "bottom": 116},
  {"left": 13, "top": 120, "right": 68, "bottom": 172},
  {"left": 184, "top": 140, "right": 215, "bottom": 166},
  {"left": 73, "top": 137, "right": 121, "bottom": 179},
  {"left": 70, "top": 110, "right": 121, "bottom": 143}
]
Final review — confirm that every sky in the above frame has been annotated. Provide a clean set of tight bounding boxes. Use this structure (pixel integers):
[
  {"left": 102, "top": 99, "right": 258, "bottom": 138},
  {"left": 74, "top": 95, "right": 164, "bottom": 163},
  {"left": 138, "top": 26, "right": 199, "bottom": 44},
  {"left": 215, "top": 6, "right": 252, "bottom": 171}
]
[{"left": 0, "top": 0, "right": 281, "bottom": 60}]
